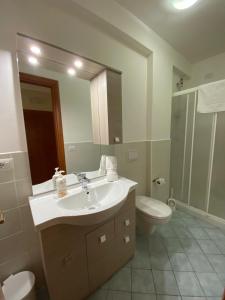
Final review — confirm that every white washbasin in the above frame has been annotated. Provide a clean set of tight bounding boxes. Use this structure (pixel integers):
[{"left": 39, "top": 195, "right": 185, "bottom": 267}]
[{"left": 29, "top": 177, "right": 137, "bottom": 230}]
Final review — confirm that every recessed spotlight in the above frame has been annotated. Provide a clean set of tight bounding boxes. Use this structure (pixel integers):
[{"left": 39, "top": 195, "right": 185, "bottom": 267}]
[
  {"left": 67, "top": 68, "right": 76, "bottom": 76},
  {"left": 172, "top": 0, "right": 199, "bottom": 10},
  {"left": 74, "top": 59, "right": 83, "bottom": 69},
  {"left": 28, "top": 56, "right": 39, "bottom": 65},
  {"left": 30, "top": 45, "right": 41, "bottom": 55}
]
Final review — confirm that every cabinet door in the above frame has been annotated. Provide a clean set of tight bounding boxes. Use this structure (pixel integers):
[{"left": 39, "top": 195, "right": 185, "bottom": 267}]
[
  {"left": 107, "top": 70, "right": 122, "bottom": 144},
  {"left": 86, "top": 220, "right": 117, "bottom": 291},
  {"left": 90, "top": 69, "right": 122, "bottom": 145}
]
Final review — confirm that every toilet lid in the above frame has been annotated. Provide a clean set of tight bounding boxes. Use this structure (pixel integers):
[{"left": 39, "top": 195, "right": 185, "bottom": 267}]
[{"left": 136, "top": 196, "right": 172, "bottom": 219}]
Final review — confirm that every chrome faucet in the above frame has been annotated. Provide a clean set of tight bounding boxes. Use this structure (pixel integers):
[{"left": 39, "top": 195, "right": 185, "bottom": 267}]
[{"left": 74, "top": 172, "right": 90, "bottom": 194}]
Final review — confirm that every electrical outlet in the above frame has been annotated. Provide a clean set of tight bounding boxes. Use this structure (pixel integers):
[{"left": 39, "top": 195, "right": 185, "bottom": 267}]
[{"left": 0, "top": 158, "right": 13, "bottom": 170}]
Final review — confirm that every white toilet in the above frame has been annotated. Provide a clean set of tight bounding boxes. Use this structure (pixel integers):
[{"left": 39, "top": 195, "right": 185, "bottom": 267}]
[
  {"left": 2, "top": 271, "right": 36, "bottom": 300},
  {"left": 136, "top": 195, "right": 172, "bottom": 234}
]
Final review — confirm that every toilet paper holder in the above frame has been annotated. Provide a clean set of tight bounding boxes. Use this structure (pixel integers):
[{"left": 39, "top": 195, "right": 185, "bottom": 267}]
[{"left": 152, "top": 177, "right": 166, "bottom": 185}]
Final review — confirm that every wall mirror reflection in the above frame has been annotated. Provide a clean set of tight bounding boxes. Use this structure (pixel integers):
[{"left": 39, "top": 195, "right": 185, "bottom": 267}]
[{"left": 16, "top": 35, "right": 122, "bottom": 195}]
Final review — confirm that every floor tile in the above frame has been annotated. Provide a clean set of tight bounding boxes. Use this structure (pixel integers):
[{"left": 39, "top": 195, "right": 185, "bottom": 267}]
[
  {"left": 131, "top": 248, "right": 151, "bottom": 269},
  {"left": 107, "top": 291, "right": 131, "bottom": 300},
  {"left": 204, "top": 229, "right": 225, "bottom": 240},
  {"left": 157, "top": 296, "right": 181, "bottom": 300},
  {"left": 152, "top": 270, "right": 179, "bottom": 295},
  {"left": 170, "top": 218, "right": 186, "bottom": 227},
  {"left": 188, "top": 227, "right": 209, "bottom": 240},
  {"left": 174, "top": 272, "right": 204, "bottom": 296},
  {"left": 150, "top": 253, "right": 172, "bottom": 270},
  {"left": 169, "top": 253, "right": 193, "bottom": 271},
  {"left": 197, "top": 240, "right": 221, "bottom": 254},
  {"left": 183, "top": 218, "right": 200, "bottom": 227},
  {"left": 180, "top": 239, "right": 203, "bottom": 254},
  {"left": 214, "top": 239, "right": 225, "bottom": 254},
  {"left": 149, "top": 237, "right": 167, "bottom": 254},
  {"left": 207, "top": 255, "right": 225, "bottom": 273},
  {"left": 182, "top": 297, "right": 206, "bottom": 300},
  {"left": 132, "top": 269, "right": 155, "bottom": 293},
  {"left": 172, "top": 227, "right": 193, "bottom": 239},
  {"left": 197, "top": 219, "right": 215, "bottom": 229},
  {"left": 136, "top": 236, "right": 149, "bottom": 251},
  {"left": 196, "top": 273, "right": 224, "bottom": 297},
  {"left": 157, "top": 225, "right": 177, "bottom": 238},
  {"left": 89, "top": 290, "right": 108, "bottom": 300},
  {"left": 217, "top": 273, "right": 225, "bottom": 285},
  {"left": 207, "top": 298, "right": 222, "bottom": 300},
  {"left": 132, "top": 293, "right": 156, "bottom": 300},
  {"left": 162, "top": 238, "right": 184, "bottom": 253},
  {"left": 187, "top": 253, "right": 214, "bottom": 272},
  {"left": 108, "top": 268, "right": 131, "bottom": 292}
]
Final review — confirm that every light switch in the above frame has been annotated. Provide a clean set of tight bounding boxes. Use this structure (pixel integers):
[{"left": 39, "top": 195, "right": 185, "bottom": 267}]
[
  {"left": 0, "top": 158, "right": 13, "bottom": 170},
  {"left": 128, "top": 150, "right": 138, "bottom": 161}
]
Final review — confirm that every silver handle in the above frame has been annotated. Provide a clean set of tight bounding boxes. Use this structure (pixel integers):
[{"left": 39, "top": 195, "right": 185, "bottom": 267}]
[
  {"left": 124, "top": 236, "right": 130, "bottom": 244},
  {"left": 99, "top": 234, "right": 106, "bottom": 244},
  {"left": 0, "top": 210, "right": 5, "bottom": 224},
  {"left": 124, "top": 219, "right": 130, "bottom": 226}
]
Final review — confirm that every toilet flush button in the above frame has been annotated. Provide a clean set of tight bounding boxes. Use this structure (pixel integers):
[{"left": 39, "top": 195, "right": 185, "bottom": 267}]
[{"left": 0, "top": 158, "right": 13, "bottom": 170}]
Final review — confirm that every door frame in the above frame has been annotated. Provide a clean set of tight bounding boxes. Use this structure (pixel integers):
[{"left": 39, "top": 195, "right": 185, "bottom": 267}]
[{"left": 19, "top": 72, "right": 66, "bottom": 173}]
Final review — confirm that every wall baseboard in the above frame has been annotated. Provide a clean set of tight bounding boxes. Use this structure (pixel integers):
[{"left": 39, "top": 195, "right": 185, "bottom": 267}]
[{"left": 176, "top": 199, "right": 225, "bottom": 231}]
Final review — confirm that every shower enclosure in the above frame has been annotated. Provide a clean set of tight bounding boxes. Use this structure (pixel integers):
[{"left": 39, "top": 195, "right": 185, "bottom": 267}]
[{"left": 170, "top": 87, "right": 225, "bottom": 221}]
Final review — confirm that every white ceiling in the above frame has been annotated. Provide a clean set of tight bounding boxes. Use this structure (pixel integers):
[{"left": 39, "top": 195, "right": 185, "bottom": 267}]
[{"left": 115, "top": 0, "right": 225, "bottom": 62}]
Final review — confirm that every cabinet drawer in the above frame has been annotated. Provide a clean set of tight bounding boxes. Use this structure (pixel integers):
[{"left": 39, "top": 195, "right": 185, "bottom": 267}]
[
  {"left": 116, "top": 208, "right": 135, "bottom": 234},
  {"left": 86, "top": 220, "right": 115, "bottom": 264}
]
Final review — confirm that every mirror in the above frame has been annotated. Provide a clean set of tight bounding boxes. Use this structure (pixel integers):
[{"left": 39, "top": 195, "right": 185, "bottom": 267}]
[{"left": 16, "top": 35, "right": 120, "bottom": 195}]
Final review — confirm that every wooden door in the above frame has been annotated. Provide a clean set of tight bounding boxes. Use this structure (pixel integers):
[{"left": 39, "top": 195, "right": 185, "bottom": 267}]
[{"left": 23, "top": 109, "right": 58, "bottom": 184}]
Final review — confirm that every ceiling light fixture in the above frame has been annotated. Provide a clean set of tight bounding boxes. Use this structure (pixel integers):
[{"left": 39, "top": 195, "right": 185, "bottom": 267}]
[
  {"left": 67, "top": 68, "right": 76, "bottom": 76},
  {"left": 172, "top": 0, "right": 199, "bottom": 10},
  {"left": 30, "top": 45, "right": 41, "bottom": 55},
  {"left": 74, "top": 59, "right": 83, "bottom": 69},
  {"left": 28, "top": 56, "right": 39, "bottom": 65}
]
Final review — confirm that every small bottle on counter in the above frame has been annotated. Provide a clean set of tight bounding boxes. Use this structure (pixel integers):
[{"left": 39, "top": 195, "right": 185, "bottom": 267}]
[
  {"left": 52, "top": 167, "right": 60, "bottom": 189},
  {"left": 56, "top": 171, "right": 67, "bottom": 198}
]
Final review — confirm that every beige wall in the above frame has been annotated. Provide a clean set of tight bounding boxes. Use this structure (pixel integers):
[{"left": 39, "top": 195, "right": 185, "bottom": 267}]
[{"left": 188, "top": 51, "right": 225, "bottom": 88}]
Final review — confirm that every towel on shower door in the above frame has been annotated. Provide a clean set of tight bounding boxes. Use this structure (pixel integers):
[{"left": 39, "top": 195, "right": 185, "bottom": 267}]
[{"left": 197, "top": 79, "right": 225, "bottom": 113}]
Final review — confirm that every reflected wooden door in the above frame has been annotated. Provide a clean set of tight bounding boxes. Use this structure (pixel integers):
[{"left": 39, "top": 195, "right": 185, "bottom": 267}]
[{"left": 23, "top": 109, "right": 58, "bottom": 184}]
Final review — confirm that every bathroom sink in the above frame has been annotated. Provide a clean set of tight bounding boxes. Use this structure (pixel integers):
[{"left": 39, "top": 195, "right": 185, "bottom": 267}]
[{"left": 29, "top": 177, "right": 137, "bottom": 230}]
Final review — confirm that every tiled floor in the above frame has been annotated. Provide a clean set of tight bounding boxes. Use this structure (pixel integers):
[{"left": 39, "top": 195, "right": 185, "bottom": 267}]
[{"left": 38, "top": 209, "right": 225, "bottom": 299}]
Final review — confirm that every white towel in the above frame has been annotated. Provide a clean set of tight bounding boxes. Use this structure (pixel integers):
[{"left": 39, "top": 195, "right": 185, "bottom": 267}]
[{"left": 197, "top": 79, "right": 225, "bottom": 113}]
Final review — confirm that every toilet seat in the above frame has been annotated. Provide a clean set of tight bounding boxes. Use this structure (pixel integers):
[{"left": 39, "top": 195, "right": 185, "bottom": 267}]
[{"left": 136, "top": 195, "right": 172, "bottom": 220}]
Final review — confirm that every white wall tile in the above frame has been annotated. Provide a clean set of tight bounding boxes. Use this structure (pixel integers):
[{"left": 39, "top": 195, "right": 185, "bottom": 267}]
[
  {"left": 0, "top": 208, "right": 22, "bottom": 239},
  {"left": 0, "top": 181, "right": 17, "bottom": 210}
]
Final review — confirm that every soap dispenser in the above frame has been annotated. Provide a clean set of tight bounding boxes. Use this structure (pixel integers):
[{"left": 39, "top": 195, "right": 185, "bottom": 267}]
[
  {"left": 52, "top": 167, "right": 60, "bottom": 189},
  {"left": 56, "top": 171, "right": 67, "bottom": 198}
]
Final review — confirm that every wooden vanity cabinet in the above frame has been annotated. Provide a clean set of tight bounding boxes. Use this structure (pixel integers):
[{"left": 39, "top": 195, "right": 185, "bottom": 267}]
[
  {"left": 40, "top": 190, "right": 135, "bottom": 300},
  {"left": 90, "top": 69, "right": 123, "bottom": 145}
]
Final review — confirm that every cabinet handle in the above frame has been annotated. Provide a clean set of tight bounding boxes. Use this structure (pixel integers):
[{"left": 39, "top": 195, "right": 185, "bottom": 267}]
[
  {"left": 124, "top": 219, "right": 130, "bottom": 226},
  {"left": 124, "top": 236, "right": 130, "bottom": 244},
  {"left": 114, "top": 137, "right": 120, "bottom": 143},
  {"left": 0, "top": 210, "right": 5, "bottom": 224},
  {"left": 99, "top": 234, "right": 106, "bottom": 244}
]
